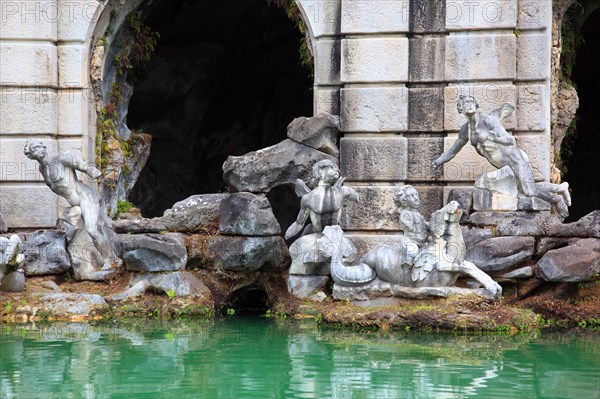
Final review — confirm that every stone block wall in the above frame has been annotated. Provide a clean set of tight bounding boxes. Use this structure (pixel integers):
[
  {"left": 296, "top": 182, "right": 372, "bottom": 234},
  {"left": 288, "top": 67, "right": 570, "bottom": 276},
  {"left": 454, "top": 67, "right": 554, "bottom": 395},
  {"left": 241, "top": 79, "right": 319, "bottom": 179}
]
[
  {"left": 328, "top": 0, "right": 553, "bottom": 246},
  {"left": 0, "top": 0, "right": 102, "bottom": 228}
]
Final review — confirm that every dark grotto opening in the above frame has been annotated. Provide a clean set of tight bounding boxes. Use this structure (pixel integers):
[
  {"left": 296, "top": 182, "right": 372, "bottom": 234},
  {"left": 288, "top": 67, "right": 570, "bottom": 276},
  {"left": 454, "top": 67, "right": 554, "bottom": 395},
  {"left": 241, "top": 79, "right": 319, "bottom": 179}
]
[
  {"left": 563, "top": 8, "right": 600, "bottom": 221},
  {"left": 127, "top": 0, "right": 313, "bottom": 217},
  {"left": 222, "top": 285, "right": 271, "bottom": 315}
]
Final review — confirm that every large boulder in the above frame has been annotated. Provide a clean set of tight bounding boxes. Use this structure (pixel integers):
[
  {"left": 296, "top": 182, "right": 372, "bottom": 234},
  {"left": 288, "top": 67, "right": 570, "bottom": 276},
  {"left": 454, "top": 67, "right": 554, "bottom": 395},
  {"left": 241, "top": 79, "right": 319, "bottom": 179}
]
[
  {"left": 22, "top": 230, "right": 70, "bottom": 276},
  {"left": 207, "top": 236, "right": 289, "bottom": 271},
  {"left": 465, "top": 236, "right": 535, "bottom": 273},
  {"left": 219, "top": 193, "right": 280, "bottom": 236},
  {"left": 286, "top": 275, "right": 330, "bottom": 299},
  {"left": 286, "top": 113, "right": 340, "bottom": 157},
  {"left": 0, "top": 269, "right": 25, "bottom": 292},
  {"left": 107, "top": 271, "right": 212, "bottom": 302},
  {"left": 112, "top": 217, "right": 167, "bottom": 234},
  {"left": 115, "top": 233, "right": 187, "bottom": 272},
  {"left": 547, "top": 211, "right": 600, "bottom": 237},
  {"left": 223, "top": 139, "right": 337, "bottom": 193},
  {"left": 161, "top": 194, "right": 226, "bottom": 233},
  {"left": 536, "top": 238, "right": 600, "bottom": 282},
  {"left": 34, "top": 293, "right": 108, "bottom": 317}
]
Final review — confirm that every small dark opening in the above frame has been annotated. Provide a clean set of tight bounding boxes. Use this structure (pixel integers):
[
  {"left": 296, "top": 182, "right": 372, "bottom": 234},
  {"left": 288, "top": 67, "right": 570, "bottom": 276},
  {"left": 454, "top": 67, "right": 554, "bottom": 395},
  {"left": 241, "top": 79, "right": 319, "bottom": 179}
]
[
  {"left": 222, "top": 285, "right": 270, "bottom": 315},
  {"left": 127, "top": 0, "right": 313, "bottom": 217},
  {"left": 563, "top": 8, "right": 600, "bottom": 221},
  {"left": 267, "top": 185, "right": 299, "bottom": 237}
]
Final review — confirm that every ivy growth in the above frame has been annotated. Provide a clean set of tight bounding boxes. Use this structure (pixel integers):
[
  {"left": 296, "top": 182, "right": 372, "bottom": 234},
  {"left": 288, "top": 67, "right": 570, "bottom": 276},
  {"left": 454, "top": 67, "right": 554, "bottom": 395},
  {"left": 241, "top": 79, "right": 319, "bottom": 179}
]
[{"left": 267, "top": 0, "right": 313, "bottom": 71}]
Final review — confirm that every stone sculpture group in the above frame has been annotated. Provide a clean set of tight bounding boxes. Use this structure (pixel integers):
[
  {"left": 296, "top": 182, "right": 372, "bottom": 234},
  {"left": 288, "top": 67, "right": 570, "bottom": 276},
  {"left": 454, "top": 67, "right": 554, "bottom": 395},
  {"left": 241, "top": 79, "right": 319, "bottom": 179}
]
[{"left": 0, "top": 97, "right": 572, "bottom": 304}]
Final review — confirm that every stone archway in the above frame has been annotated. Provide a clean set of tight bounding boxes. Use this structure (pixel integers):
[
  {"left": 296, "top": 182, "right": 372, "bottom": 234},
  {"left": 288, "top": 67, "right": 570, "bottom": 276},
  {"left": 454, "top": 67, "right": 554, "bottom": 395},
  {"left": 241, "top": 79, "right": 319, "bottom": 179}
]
[
  {"left": 127, "top": 0, "right": 314, "bottom": 216},
  {"left": 88, "top": 0, "right": 319, "bottom": 217},
  {"left": 563, "top": 7, "right": 600, "bottom": 221}
]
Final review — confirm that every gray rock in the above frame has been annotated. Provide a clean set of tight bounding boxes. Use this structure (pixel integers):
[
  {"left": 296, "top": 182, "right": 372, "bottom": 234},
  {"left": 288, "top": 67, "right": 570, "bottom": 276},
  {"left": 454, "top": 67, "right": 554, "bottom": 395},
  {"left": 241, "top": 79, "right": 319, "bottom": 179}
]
[
  {"left": 462, "top": 227, "right": 494, "bottom": 248},
  {"left": 41, "top": 280, "right": 62, "bottom": 292},
  {"left": 107, "top": 271, "right": 212, "bottom": 302},
  {"left": 0, "top": 213, "right": 6, "bottom": 233},
  {"left": 547, "top": 211, "right": 600, "bottom": 238},
  {"left": 448, "top": 188, "right": 474, "bottom": 220},
  {"left": 208, "top": 236, "right": 289, "bottom": 271},
  {"left": 537, "top": 237, "right": 581, "bottom": 256},
  {"left": 465, "top": 236, "right": 535, "bottom": 273},
  {"left": 223, "top": 139, "right": 338, "bottom": 193},
  {"left": 22, "top": 230, "right": 70, "bottom": 276},
  {"left": 161, "top": 194, "right": 226, "bottom": 233},
  {"left": 0, "top": 269, "right": 25, "bottom": 292},
  {"left": 495, "top": 212, "right": 560, "bottom": 236},
  {"left": 333, "top": 278, "right": 498, "bottom": 301},
  {"left": 501, "top": 266, "right": 534, "bottom": 279},
  {"left": 219, "top": 193, "right": 280, "bottom": 236},
  {"left": 286, "top": 113, "right": 340, "bottom": 157},
  {"left": 115, "top": 233, "right": 187, "bottom": 272},
  {"left": 287, "top": 275, "right": 330, "bottom": 299},
  {"left": 112, "top": 218, "right": 167, "bottom": 234},
  {"left": 536, "top": 238, "right": 600, "bottom": 282},
  {"left": 34, "top": 293, "right": 108, "bottom": 316}
]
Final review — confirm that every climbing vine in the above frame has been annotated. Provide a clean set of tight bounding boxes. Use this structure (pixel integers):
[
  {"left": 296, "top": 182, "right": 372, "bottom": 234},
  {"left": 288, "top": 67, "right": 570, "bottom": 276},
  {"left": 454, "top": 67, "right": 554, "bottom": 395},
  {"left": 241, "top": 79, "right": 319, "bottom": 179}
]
[
  {"left": 95, "top": 12, "right": 159, "bottom": 175},
  {"left": 267, "top": 0, "right": 313, "bottom": 70}
]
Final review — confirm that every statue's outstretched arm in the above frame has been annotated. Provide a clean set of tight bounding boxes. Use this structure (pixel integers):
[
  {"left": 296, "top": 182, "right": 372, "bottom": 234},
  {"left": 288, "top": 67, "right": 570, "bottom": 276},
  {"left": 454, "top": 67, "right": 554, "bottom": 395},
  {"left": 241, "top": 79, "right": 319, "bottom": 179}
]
[
  {"left": 433, "top": 125, "right": 468, "bottom": 166},
  {"left": 60, "top": 152, "right": 102, "bottom": 178}
]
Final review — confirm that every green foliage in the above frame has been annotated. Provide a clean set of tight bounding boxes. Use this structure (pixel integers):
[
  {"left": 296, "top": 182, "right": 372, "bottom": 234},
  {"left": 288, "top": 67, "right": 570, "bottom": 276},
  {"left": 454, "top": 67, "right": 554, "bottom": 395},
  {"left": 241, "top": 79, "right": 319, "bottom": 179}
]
[
  {"left": 166, "top": 289, "right": 175, "bottom": 300},
  {"left": 115, "top": 200, "right": 134, "bottom": 218},
  {"left": 267, "top": 0, "right": 313, "bottom": 71},
  {"left": 560, "top": 12, "right": 585, "bottom": 86},
  {"left": 226, "top": 308, "right": 236, "bottom": 316},
  {"left": 4, "top": 300, "right": 13, "bottom": 313},
  {"left": 114, "top": 13, "right": 160, "bottom": 83}
]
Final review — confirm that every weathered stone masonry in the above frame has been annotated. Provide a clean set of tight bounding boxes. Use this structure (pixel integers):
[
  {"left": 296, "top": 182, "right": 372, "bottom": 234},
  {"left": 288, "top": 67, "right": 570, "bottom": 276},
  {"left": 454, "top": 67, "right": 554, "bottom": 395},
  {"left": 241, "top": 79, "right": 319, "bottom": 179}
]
[{"left": 0, "top": 0, "right": 553, "bottom": 234}]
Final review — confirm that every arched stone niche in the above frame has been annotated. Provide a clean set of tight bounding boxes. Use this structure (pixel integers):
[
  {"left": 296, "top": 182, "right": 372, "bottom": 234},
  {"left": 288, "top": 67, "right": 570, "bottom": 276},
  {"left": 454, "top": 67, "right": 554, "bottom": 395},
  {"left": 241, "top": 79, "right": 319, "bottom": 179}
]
[
  {"left": 88, "top": 0, "right": 333, "bottom": 217},
  {"left": 561, "top": 4, "right": 600, "bottom": 221}
]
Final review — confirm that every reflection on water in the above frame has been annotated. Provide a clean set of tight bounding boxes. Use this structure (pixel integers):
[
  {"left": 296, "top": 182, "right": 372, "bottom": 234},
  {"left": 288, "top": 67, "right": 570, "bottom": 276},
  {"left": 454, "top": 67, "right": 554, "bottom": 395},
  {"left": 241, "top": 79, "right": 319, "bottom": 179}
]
[{"left": 0, "top": 318, "right": 598, "bottom": 399}]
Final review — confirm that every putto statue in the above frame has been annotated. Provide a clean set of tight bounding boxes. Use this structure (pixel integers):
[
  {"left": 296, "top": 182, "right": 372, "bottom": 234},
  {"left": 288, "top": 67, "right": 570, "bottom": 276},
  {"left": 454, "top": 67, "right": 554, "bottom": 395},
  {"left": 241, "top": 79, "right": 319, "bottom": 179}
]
[
  {"left": 317, "top": 186, "right": 502, "bottom": 300},
  {"left": 433, "top": 95, "right": 571, "bottom": 217},
  {"left": 24, "top": 140, "right": 118, "bottom": 280},
  {"left": 286, "top": 160, "right": 358, "bottom": 276},
  {"left": 285, "top": 159, "right": 359, "bottom": 239}
]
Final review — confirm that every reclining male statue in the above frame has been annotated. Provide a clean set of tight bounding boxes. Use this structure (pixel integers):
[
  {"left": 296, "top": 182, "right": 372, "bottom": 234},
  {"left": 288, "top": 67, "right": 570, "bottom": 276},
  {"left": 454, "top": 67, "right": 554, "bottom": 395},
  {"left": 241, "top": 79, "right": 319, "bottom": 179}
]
[{"left": 433, "top": 95, "right": 570, "bottom": 217}]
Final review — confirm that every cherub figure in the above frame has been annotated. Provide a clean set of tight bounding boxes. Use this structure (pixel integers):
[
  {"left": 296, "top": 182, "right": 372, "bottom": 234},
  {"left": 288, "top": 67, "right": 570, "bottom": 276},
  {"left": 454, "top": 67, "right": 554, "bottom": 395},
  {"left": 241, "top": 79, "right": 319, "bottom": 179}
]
[
  {"left": 24, "top": 140, "right": 117, "bottom": 277},
  {"left": 394, "top": 185, "right": 429, "bottom": 247},
  {"left": 285, "top": 160, "right": 358, "bottom": 239},
  {"left": 433, "top": 95, "right": 571, "bottom": 217}
]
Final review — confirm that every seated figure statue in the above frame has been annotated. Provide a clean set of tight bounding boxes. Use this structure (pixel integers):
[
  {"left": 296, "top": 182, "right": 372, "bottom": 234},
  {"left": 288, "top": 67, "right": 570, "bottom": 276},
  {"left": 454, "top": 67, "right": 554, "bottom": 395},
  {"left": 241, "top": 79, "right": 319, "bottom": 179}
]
[
  {"left": 286, "top": 160, "right": 359, "bottom": 275},
  {"left": 318, "top": 187, "right": 502, "bottom": 299},
  {"left": 23, "top": 140, "right": 118, "bottom": 280},
  {"left": 433, "top": 95, "right": 571, "bottom": 217}
]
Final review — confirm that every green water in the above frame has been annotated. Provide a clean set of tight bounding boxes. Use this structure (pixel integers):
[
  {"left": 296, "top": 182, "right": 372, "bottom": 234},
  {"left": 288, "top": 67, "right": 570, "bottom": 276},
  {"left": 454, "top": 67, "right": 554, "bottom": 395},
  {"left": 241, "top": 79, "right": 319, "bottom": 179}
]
[{"left": 0, "top": 318, "right": 598, "bottom": 399}]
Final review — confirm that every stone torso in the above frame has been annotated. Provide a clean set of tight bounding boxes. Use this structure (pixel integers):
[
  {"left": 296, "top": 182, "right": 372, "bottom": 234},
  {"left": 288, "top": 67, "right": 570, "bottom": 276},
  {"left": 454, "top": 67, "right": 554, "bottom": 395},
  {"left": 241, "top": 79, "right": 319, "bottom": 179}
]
[
  {"left": 306, "top": 185, "right": 346, "bottom": 232},
  {"left": 39, "top": 160, "right": 80, "bottom": 206}
]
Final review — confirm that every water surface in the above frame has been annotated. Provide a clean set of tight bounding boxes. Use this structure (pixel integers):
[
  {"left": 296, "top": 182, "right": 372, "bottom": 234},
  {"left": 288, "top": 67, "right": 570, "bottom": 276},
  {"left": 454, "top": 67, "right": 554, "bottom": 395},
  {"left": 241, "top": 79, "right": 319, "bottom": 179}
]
[{"left": 0, "top": 318, "right": 598, "bottom": 398}]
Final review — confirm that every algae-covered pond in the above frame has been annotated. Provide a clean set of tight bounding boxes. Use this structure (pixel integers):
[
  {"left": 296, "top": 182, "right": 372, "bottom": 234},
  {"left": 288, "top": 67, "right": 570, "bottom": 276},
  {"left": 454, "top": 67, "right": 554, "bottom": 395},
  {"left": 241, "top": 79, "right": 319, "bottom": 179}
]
[{"left": 0, "top": 318, "right": 598, "bottom": 398}]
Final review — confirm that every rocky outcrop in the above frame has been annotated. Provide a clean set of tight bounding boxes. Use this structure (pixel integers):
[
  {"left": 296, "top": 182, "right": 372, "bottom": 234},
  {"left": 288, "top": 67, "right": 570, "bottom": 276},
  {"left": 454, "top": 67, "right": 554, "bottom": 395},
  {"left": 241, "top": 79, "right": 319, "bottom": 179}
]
[
  {"left": 207, "top": 236, "right": 289, "bottom": 272},
  {"left": 34, "top": 293, "right": 108, "bottom": 317},
  {"left": 112, "top": 217, "right": 167, "bottom": 234},
  {"left": 106, "top": 271, "right": 212, "bottom": 302},
  {"left": 22, "top": 230, "right": 70, "bottom": 276},
  {"left": 115, "top": 233, "right": 187, "bottom": 272},
  {"left": 219, "top": 193, "right": 280, "bottom": 236},
  {"left": 161, "top": 194, "right": 226, "bottom": 233},
  {"left": 536, "top": 238, "right": 600, "bottom": 282},
  {"left": 223, "top": 139, "right": 337, "bottom": 193},
  {"left": 286, "top": 113, "right": 340, "bottom": 157},
  {"left": 465, "top": 236, "right": 535, "bottom": 273},
  {"left": 0, "top": 269, "right": 25, "bottom": 292}
]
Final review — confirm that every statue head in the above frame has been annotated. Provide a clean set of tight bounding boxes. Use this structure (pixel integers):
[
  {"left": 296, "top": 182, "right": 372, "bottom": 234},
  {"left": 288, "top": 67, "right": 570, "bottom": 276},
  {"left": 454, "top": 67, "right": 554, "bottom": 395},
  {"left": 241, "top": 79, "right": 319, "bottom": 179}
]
[
  {"left": 456, "top": 95, "right": 479, "bottom": 114},
  {"left": 313, "top": 160, "right": 340, "bottom": 185},
  {"left": 23, "top": 139, "right": 47, "bottom": 160},
  {"left": 394, "top": 185, "right": 420, "bottom": 210}
]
